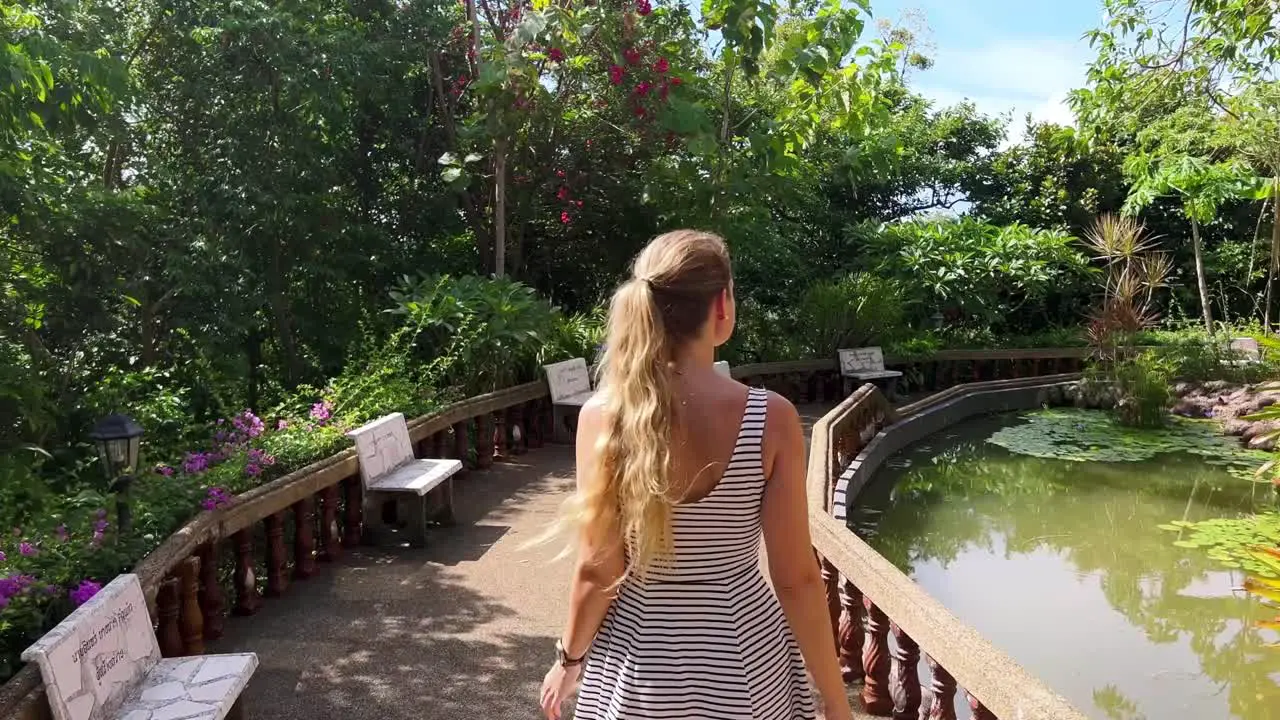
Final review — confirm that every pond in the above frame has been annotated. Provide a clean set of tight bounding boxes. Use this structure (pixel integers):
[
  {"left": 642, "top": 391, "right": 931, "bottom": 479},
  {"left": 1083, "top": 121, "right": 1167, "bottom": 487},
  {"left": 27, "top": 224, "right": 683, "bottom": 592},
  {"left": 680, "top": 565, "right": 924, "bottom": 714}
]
[{"left": 850, "top": 409, "right": 1280, "bottom": 720}]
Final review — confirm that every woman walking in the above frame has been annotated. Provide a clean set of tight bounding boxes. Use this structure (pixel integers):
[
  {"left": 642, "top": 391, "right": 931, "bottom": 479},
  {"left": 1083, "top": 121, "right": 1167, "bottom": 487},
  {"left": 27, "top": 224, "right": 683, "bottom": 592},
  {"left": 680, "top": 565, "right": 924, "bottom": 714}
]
[{"left": 539, "top": 230, "right": 852, "bottom": 720}]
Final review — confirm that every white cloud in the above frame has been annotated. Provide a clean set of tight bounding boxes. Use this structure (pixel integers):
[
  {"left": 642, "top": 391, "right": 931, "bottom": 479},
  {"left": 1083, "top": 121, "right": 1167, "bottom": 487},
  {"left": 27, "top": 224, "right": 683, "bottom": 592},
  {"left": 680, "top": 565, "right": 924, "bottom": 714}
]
[{"left": 910, "top": 38, "right": 1092, "bottom": 144}]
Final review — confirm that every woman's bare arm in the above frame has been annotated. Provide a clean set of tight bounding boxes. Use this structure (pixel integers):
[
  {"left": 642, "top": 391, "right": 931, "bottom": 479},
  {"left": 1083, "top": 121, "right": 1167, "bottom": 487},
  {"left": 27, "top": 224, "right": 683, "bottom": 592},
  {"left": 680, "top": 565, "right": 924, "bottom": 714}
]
[
  {"left": 761, "top": 393, "right": 851, "bottom": 718},
  {"left": 558, "top": 400, "right": 626, "bottom": 659}
]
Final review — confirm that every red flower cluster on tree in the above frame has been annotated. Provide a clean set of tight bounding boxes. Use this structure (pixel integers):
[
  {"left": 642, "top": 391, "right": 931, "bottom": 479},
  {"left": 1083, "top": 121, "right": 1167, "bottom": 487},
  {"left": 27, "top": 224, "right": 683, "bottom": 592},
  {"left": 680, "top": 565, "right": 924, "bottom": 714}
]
[
  {"left": 548, "top": 47, "right": 565, "bottom": 62},
  {"left": 654, "top": 57, "right": 669, "bottom": 73},
  {"left": 553, "top": 170, "right": 585, "bottom": 225},
  {"left": 636, "top": 0, "right": 652, "bottom": 15},
  {"left": 623, "top": 47, "right": 643, "bottom": 65},
  {"left": 450, "top": 74, "right": 470, "bottom": 97},
  {"left": 608, "top": 65, "right": 626, "bottom": 85}
]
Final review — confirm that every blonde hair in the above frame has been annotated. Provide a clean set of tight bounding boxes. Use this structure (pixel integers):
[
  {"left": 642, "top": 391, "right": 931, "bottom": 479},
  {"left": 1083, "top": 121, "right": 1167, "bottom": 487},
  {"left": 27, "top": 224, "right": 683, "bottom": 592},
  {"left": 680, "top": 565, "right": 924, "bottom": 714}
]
[{"left": 570, "top": 230, "right": 733, "bottom": 581}]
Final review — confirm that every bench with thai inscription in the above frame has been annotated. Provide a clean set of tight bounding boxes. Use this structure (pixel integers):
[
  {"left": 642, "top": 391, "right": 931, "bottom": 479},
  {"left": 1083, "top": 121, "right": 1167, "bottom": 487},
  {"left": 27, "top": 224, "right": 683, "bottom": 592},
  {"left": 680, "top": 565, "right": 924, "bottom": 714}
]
[
  {"left": 21, "top": 573, "right": 257, "bottom": 720},
  {"left": 1226, "top": 337, "right": 1262, "bottom": 366},
  {"left": 838, "top": 346, "right": 902, "bottom": 398},
  {"left": 544, "top": 357, "right": 594, "bottom": 442},
  {"left": 347, "top": 412, "right": 463, "bottom": 547}
]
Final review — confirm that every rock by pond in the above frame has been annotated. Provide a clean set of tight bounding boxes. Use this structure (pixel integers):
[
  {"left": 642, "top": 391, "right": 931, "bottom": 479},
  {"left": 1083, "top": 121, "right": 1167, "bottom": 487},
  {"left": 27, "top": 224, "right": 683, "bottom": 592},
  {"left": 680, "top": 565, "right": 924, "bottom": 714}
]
[{"left": 1172, "top": 382, "right": 1280, "bottom": 450}]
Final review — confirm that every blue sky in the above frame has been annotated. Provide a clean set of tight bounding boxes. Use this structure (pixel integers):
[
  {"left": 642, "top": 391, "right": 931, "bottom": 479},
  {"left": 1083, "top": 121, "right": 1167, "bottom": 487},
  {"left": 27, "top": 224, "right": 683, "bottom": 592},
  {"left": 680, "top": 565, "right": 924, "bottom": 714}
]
[{"left": 870, "top": 0, "right": 1105, "bottom": 137}]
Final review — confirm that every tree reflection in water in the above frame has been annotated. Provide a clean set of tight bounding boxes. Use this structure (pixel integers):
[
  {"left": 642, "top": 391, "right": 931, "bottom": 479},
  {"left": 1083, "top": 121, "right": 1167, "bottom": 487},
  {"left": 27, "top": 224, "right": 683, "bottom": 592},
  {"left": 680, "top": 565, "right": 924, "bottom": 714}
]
[{"left": 850, "top": 412, "right": 1280, "bottom": 720}]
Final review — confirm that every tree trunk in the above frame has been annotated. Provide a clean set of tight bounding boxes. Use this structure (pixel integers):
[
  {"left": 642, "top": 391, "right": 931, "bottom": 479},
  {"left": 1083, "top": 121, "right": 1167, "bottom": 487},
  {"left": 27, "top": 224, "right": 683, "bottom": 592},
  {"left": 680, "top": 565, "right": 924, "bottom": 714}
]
[
  {"left": 267, "top": 236, "right": 302, "bottom": 387},
  {"left": 1267, "top": 185, "right": 1280, "bottom": 333},
  {"left": 494, "top": 137, "right": 507, "bottom": 278},
  {"left": 1190, "top": 217, "right": 1213, "bottom": 333}
]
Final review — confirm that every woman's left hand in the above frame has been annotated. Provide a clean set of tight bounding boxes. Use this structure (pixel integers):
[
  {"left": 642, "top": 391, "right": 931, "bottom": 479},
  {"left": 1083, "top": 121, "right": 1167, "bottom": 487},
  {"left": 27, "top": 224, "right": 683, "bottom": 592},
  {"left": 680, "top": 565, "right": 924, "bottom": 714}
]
[{"left": 539, "top": 662, "right": 583, "bottom": 720}]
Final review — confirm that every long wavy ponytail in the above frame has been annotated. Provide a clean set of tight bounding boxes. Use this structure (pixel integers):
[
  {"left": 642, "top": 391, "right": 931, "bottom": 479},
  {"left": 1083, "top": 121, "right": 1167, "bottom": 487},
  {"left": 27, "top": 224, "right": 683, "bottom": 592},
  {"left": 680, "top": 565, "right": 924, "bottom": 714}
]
[{"left": 572, "top": 230, "right": 733, "bottom": 582}]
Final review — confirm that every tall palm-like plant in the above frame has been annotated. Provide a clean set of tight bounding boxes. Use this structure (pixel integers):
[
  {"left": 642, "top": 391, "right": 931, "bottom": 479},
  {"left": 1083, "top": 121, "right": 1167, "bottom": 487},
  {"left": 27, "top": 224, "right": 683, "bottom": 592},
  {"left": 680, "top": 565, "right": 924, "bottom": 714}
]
[{"left": 1083, "top": 214, "right": 1168, "bottom": 366}]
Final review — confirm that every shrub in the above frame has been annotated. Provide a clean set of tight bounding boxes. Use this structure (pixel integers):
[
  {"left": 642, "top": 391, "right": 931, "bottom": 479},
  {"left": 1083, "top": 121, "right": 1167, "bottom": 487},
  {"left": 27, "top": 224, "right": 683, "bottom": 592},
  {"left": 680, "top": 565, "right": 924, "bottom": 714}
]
[
  {"left": 1112, "top": 351, "right": 1175, "bottom": 427},
  {"left": 859, "top": 218, "right": 1091, "bottom": 332},
  {"left": 541, "top": 307, "right": 607, "bottom": 365},
  {"left": 389, "top": 275, "right": 560, "bottom": 393},
  {"left": 720, "top": 300, "right": 809, "bottom": 363},
  {"left": 796, "top": 273, "right": 909, "bottom": 358}
]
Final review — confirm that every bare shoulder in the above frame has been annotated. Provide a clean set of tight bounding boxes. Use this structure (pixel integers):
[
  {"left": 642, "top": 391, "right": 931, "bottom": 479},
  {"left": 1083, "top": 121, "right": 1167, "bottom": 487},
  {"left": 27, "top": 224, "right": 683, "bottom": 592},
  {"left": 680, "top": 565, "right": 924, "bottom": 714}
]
[
  {"left": 579, "top": 393, "right": 607, "bottom": 430},
  {"left": 761, "top": 390, "right": 803, "bottom": 476},
  {"left": 763, "top": 389, "right": 801, "bottom": 432}
]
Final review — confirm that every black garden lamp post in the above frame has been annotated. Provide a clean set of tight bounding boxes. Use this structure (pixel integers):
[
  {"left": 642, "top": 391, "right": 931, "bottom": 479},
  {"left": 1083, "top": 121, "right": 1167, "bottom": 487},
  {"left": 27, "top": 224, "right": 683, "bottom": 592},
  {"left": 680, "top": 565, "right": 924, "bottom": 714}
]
[{"left": 89, "top": 413, "right": 144, "bottom": 537}]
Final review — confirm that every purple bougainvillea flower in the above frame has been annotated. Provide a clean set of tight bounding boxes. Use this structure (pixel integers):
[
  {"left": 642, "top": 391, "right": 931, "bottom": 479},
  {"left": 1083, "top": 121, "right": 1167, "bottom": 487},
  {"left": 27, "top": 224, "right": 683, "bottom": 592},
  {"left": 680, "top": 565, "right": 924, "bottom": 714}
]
[
  {"left": 310, "top": 401, "right": 332, "bottom": 424},
  {"left": 18, "top": 542, "right": 36, "bottom": 557},
  {"left": 70, "top": 580, "right": 102, "bottom": 607}
]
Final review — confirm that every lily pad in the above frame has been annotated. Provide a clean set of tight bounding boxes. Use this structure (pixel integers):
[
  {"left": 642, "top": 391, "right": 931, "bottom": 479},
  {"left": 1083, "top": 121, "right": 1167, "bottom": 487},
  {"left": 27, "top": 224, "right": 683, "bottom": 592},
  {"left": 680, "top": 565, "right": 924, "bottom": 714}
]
[{"left": 988, "top": 408, "right": 1270, "bottom": 473}]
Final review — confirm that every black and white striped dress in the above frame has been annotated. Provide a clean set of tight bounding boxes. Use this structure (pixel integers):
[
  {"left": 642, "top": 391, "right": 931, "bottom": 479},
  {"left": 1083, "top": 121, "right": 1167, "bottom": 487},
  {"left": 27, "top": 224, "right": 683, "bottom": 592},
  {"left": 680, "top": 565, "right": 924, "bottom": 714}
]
[{"left": 574, "top": 387, "right": 818, "bottom": 720}]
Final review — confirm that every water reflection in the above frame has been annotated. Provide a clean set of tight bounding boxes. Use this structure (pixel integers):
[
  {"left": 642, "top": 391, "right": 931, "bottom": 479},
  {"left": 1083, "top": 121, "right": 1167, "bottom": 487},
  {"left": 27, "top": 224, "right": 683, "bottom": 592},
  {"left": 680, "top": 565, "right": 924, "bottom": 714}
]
[{"left": 851, "top": 413, "right": 1280, "bottom": 720}]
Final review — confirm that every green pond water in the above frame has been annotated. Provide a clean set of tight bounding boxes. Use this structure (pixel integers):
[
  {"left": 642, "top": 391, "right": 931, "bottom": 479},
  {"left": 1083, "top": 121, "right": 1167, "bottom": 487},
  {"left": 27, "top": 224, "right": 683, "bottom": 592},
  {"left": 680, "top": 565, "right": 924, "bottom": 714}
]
[{"left": 850, "top": 409, "right": 1280, "bottom": 720}]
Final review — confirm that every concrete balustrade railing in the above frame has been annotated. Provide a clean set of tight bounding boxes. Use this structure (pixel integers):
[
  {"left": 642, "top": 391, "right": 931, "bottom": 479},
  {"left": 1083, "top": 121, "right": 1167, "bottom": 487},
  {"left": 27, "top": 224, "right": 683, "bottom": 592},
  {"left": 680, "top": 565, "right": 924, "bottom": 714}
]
[
  {"left": 0, "top": 348, "right": 1093, "bottom": 720},
  {"left": 808, "top": 374, "right": 1090, "bottom": 719}
]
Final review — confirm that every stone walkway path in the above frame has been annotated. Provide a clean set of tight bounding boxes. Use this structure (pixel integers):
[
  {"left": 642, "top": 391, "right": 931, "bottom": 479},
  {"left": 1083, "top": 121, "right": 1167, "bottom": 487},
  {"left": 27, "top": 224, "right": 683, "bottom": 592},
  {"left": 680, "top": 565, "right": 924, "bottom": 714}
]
[{"left": 214, "top": 405, "right": 866, "bottom": 719}]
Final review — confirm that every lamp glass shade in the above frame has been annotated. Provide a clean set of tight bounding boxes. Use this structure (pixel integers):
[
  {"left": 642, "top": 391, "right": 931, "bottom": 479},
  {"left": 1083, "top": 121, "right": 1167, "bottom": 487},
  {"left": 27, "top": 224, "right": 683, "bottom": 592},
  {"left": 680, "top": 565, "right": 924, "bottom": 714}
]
[{"left": 89, "top": 414, "right": 145, "bottom": 479}]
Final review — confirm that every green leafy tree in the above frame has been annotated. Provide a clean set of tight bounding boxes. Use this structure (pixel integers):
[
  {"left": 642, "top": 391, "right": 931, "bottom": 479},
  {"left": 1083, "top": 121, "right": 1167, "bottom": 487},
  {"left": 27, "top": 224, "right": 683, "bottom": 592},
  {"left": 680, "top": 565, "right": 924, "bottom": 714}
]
[{"left": 1123, "top": 153, "right": 1263, "bottom": 331}]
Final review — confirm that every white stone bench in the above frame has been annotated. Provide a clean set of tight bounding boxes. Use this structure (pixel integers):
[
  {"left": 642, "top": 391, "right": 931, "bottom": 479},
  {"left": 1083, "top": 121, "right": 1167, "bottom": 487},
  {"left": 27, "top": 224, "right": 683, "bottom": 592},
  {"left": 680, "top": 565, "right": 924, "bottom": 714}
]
[
  {"left": 544, "top": 358, "right": 594, "bottom": 442},
  {"left": 347, "top": 412, "right": 463, "bottom": 547},
  {"left": 713, "top": 360, "right": 731, "bottom": 378},
  {"left": 21, "top": 573, "right": 257, "bottom": 720},
  {"left": 1225, "top": 337, "right": 1262, "bottom": 366},
  {"left": 839, "top": 346, "right": 902, "bottom": 399}
]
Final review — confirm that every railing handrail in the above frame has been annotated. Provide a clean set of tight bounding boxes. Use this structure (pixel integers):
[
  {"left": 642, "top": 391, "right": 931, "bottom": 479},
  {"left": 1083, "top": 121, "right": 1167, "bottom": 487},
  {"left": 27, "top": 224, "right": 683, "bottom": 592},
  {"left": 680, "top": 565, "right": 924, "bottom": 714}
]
[
  {"left": 807, "top": 378, "right": 1088, "bottom": 719},
  {"left": 810, "top": 512, "right": 1085, "bottom": 719}
]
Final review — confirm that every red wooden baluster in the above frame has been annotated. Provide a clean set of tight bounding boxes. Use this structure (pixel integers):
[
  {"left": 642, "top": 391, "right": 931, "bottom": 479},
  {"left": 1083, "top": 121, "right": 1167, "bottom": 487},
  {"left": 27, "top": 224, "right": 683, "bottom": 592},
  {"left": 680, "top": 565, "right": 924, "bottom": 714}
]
[
  {"left": 232, "top": 528, "right": 262, "bottom": 615},
  {"left": 293, "top": 497, "right": 316, "bottom": 579},
  {"left": 476, "top": 414, "right": 495, "bottom": 468},
  {"left": 343, "top": 476, "right": 363, "bottom": 546},
  {"left": 264, "top": 512, "right": 288, "bottom": 597},
  {"left": 197, "top": 542, "right": 225, "bottom": 641},
  {"left": 494, "top": 410, "right": 508, "bottom": 459},
  {"left": 431, "top": 431, "right": 446, "bottom": 458},
  {"left": 178, "top": 557, "right": 205, "bottom": 655},
  {"left": 318, "top": 485, "right": 341, "bottom": 562},
  {"left": 454, "top": 420, "right": 472, "bottom": 470},
  {"left": 1031, "top": 358, "right": 1042, "bottom": 377},
  {"left": 838, "top": 579, "right": 865, "bottom": 683},
  {"left": 889, "top": 623, "right": 921, "bottom": 720},
  {"left": 525, "top": 400, "right": 543, "bottom": 449},
  {"left": 157, "top": 575, "right": 184, "bottom": 657},
  {"left": 925, "top": 655, "right": 958, "bottom": 720},
  {"left": 968, "top": 692, "right": 997, "bottom": 720},
  {"left": 819, "top": 556, "right": 840, "bottom": 639},
  {"left": 540, "top": 398, "right": 555, "bottom": 446},
  {"left": 861, "top": 597, "right": 892, "bottom": 714},
  {"left": 506, "top": 406, "right": 525, "bottom": 455}
]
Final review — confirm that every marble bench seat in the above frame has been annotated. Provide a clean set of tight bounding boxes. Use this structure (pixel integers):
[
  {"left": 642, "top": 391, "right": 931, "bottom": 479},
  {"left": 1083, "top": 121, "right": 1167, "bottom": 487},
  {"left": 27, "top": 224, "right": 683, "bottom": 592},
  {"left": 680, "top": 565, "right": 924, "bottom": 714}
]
[{"left": 117, "top": 654, "right": 258, "bottom": 720}]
